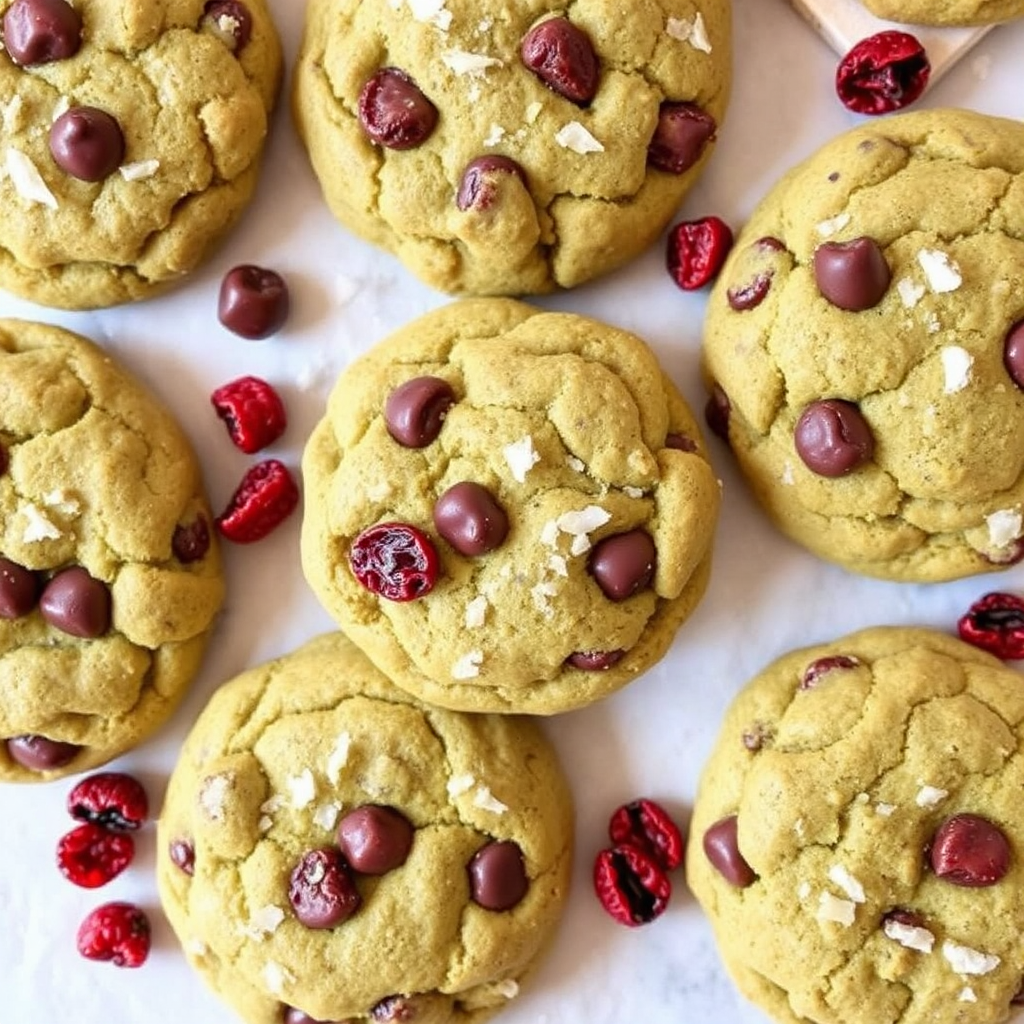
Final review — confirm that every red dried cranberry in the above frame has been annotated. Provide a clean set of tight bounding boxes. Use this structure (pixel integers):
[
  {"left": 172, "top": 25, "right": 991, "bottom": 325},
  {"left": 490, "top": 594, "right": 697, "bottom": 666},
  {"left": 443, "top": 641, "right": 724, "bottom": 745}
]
[
  {"left": 727, "top": 237, "right": 787, "bottom": 311},
  {"left": 929, "top": 813, "right": 1011, "bottom": 887},
  {"left": 218, "top": 265, "right": 290, "bottom": 339},
  {"left": 520, "top": 17, "right": 599, "bottom": 105},
  {"left": 169, "top": 839, "right": 195, "bottom": 875},
  {"left": 349, "top": 522, "right": 439, "bottom": 601},
  {"left": 358, "top": 68, "right": 438, "bottom": 150},
  {"left": 666, "top": 216, "right": 734, "bottom": 291},
  {"left": 216, "top": 459, "right": 299, "bottom": 543},
  {"left": 288, "top": 848, "right": 361, "bottom": 929},
  {"left": 835, "top": 31, "right": 930, "bottom": 116},
  {"left": 800, "top": 655, "right": 861, "bottom": 690},
  {"left": 608, "top": 798, "right": 683, "bottom": 872},
  {"left": 211, "top": 375, "right": 287, "bottom": 454},
  {"left": 702, "top": 814, "right": 756, "bottom": 887},
  {"left": 593, "top": 844, "right": 671, "bottom": 926},
  {"left": 77, "top": 902, "right": 151, "bottom": 967},
  {"left": 958, "top": 593, "right": 1024, "bottom": 660},
  {"left": 58, "top": 824, "right": 134, "bottom": 888},
  {"left": 68, "top": 772, "right": 149, "bottom": 832},
  {"left": 172, "top": 515, "right": 211, "bottom": 563}
]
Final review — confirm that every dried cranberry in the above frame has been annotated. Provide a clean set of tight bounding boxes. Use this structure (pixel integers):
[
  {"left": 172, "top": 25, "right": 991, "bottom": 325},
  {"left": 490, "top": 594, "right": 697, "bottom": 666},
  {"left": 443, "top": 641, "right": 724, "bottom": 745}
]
[
  {"left": 608, "top": 798, "right": 683, "bottom": 872},
  {"left": 349, "top": 522, "right": 439, "bottom": 601},
  {"left": 58, "top": 824, "right": 134, "bottom": 888},
  {"left": 704, "top": 384, "right": 731, "bottom": 442},
  {"left": 211, "top": 375, "right": 287, "bottom": 454},
  {"left": 726, "top": 237, "right": 787, "bottom": 311},
  {"left": 520, "top": 17, "right": 599, "bottom": 105},
  {"left": 457, "top": 156, "right": 526, "bottom": 212},
  {"left": 68, "top": 772, "right": 149, "bottom": 832},
  {"left": 76, "top": 902, "right": 151, "bottom": 967},
  {"left": 593, "top": 845, "right": 671, "bottom": 926},
  {"left": 666, "top": 216, "right": 734, "bottom": 291},
  {"left": 172, "top": 515, "right": 211, "bottom": 563},
  {"left": 218, "top": 265, "right": 290, "bottom": 340},
  {"left": 800, "top": 655, "right": 861, "bottom": 690},
  {"left": 358, "top": 68, "right": 438, "bottom": 150},
  {"left": 288, "top": 848, "right": 361, "bottom": 929},
  {"left": 702, "top": 814, "right": 756, "bottom": 887},
  {"left": 665, "top": 432, "right": 698, "bottom": 453},
  {"left": 794, "top": 400, "right": 874, "bottom": 477},
  {"left": 929, "top": 813, "right": 1011, "bottom": 887},
  {"left": 835, "top": 31, "right": 930, "bottom": 116},
  {"left": 169, "top": 839, "right": 196, "bottom": 875},
  {"left": 958, "top": 593, "right": 1024, "bottom": 660},
  {"left": 216, "top": 459, "right": 299, "bottom": 543}
]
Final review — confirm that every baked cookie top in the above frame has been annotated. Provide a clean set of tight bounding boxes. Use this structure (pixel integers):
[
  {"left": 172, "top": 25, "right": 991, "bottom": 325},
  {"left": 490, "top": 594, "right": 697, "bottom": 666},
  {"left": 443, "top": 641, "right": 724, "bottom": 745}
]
[
  {"left": 702, "top": 108, "right": 1024, "bottom": 582},
  {"left": 292, "top": 0, "right": 731, "bottom": 296},
  {"left": 157, "top": 631, "right": 574, "bottom": 1024},
  {"left": 687, "top": 626, "right": 1024, "bottom": 1024},
  {"left": 860, "top": 0, "right": 1024, "bottom": 25},
  {"left": 0, "top": 318, "right": 224, "bottom": 781},
  {"left": 300, "top": 298, "right": 720, "bottom": 715},
  {"left": 0, "top": 0, "right": 281, "bottom": 310}
]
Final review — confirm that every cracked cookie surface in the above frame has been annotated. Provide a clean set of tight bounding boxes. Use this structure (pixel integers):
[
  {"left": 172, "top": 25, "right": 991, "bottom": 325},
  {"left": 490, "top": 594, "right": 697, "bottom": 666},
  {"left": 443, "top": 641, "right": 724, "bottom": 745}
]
[
  {"left": 859, "top": 0, "right": 1024, "bottom": 25},
  {"left": 687, "top": 626, "right": 1024, "bottom": 1024},
  {"left": 157, "top": 631, "right": 574, "bottom": 1024},
  {"left": 292, "top": 0, "right": 730, "bottom": 296},
  {"left": 300, "top": 298, "right": 720, "bottom": 715},
  {"left": 0, "top": 318, "right": 224, "bottom": 781},
  {"left": 0, "top": 0, "right": 281, "bottom": 310},
  {"left": 702, "top": 108, "right": 1024, "bottom": 582}
]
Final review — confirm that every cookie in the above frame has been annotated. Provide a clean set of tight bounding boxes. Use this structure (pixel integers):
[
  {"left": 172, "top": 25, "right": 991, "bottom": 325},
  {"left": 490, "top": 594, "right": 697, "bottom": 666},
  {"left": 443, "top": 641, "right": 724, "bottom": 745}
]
[
  {"left": 859, "top": 0, "right": 1024, "bottom": 25},
  {"left": 702, "top": 108, "right": 1024, "bottom": 582},
  {"left": 157, "top": 631, "right": 574, "bottom": 1024},
  {"left": 687, "top": 625, "right": 1024, "bottom": 1024},
  {"left": 0, "top": 319, "right": 225, "bottom": 781},
  {"left": 0, "top": 0, "right": 281, "bottom": 309},
  {"left": 300, "top": 298, "right": 720, "bottom": 715},
  {"left": 292, "top": 0, "right": 730, "bottom": 296}
]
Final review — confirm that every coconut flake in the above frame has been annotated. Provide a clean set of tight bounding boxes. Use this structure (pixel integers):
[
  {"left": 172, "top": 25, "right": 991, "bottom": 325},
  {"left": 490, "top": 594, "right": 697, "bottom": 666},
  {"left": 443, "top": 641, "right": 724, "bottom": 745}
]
[
  {"left": 539, "top": 519, "right": 560, "bottom": 549},
  {"left": 815, "top": 212, "right": 851, "bottom": 238},
  {"left": 452, "top": 650, "right": 483, "bottom": 679},
  {"left": 623, "top": 486, "right": 645, "bottom": 499},
  {"left": 263, "top": 961, "right": 295, "bottom": 996},
  {"left": 816, "top": 891, "right": 856, "bottom": 926},
  {"left": 465, "top": 594, "right": 489, "bottom": 628},
  {"left": 6, "top": 147, "right": 57, "bottom": 208},
  {"left": 780, "top": 461, "right": 795, "bottom": 486},
  {"left": 565, "top": 455, "right": 586, "bottom": 473},
  {"left": 555, "top": 121, "right": 604, "bottom": 155},
  {"left": 483, "top": 123, "right": 506, "bottom": 147},
  {"left": 875, "top": 802, "right": 896, "bottom": 817},
  {"left": 20, "top": 501, "right": 61, "bottom": 543},
  {"left": 525, "top": 101, "right": 543, "bottom": 124},
  {"left": 530, "top": 579, "right": 558, "bottom": 618},
  {"left": 51, "top": 95, "right": 70, "bottom": 122},
  {"left": 547, "top": 554, "right": 568, "bottom": 577},
  {"left": 287, "top": 769, "right": 316, "bottom": 809},
  {"left": 119, "top": 158, "right": 160, "bottom": 182},
  {"left": 942, "top": 940, "right": 1000, "bottom": 976},
  {"left": 897, "top": 278, "right": 926, "bottom": 309},
  {"left": 884, "top": 918, "right": 935, "bottom": 953},
  {"left": 325, "top": 732, "right": 351, "bottom": 785},
  {"left": 569, "top": 533, "right": 592, "bottom": 557},
  {"left": 1, "top": 95, "right": 25, "bottom": 132},
  {"left": 447, "top": 773, "right": 475, "bottom": 797},
  {"left": 443, "top": 49, "right": 502, "bottom": 76},
  {"left": 473, "top": 784, "right": 508, "bottom": 815},
  {"left": 365, "top": 480, "right": 393, "bottom": 503},
  {"left": 796, "top": 881, "right": 812, "bottom": 900},
  {"left": 199, "top": 774, "right": 231, "bottom": 821},
  {"left": 960, "top": 987, "right": 978, "bottom": 1003},
  {"left": 406, "top": 0, "right": 452, "bottom": 30},
  {"left": 666, "top": 13, "right": 712, "bottom": 52},
  {"left": 557, "top": 505, "right": 611, "bottom": 536},
  {"left": 915, "top": 785, "right": 948, "bottom": 808},
  {"left": 503, "top": 436, "right": 541, "bottom": 483},
  {"left": 496, "top": 979, "right": 519, "bottom": 999},
  {"left": 245, "top": 905, "right": 285, "bottom": 941},
  {"left": 941, "top": 346, "right": 973, "bottom": 394},
  {"left": 827, "top": 865, "right": 866, "bottom": 904},
  {"left": 43, "top": 489, "right": 80, "bottom": 516},
  {"left": 313, "top": 801, "right": 342, "bottom": 831},
  {"left": 986, "top": 508, "right": 1023, "bottom": 549},
  {"left": 917, "top": 249, "right": 962, "bottom": 293}
]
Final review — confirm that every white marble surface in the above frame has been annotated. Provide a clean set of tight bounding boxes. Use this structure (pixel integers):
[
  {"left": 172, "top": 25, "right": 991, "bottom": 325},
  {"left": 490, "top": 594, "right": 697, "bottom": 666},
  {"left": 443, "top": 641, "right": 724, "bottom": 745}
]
[{"left": 0, "top": 1, "right": 1022, "bottom": 1022}]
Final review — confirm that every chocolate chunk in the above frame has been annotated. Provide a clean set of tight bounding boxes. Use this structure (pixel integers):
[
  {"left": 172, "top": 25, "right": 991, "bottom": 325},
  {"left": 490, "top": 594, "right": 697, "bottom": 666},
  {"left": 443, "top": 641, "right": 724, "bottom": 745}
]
[
  {"left": 813, "top": 237, "right": 891, "bottom": 311},
  {"left": 520, "top": 17, "right": 599, "bottom": 105},
  {"left": 288, "top": 848, "right": 361, "bottom": 929},
  {"left": 39, "top": 567, "right": 111, "bottom": 638},
  {"left": 202, "top": 0, "right": 253, "bottom": 53},
  {"left": 647, "top": 102, "right": 716, "bottom": 174},
  {"left": 358, "top": 68, "right": 437, "bottom": 151},
  {"left": 702, "top": 815, "right": 756, "bottom": 887},
  {"left": 566, "top": 649, "right": 625, "bottom": 671},
  {"left": 456, "top": 155, "right": 526, "bottom": 212},
  {"left": 2, "top": 0, "right": 82, "bottom": 66},
  {"left": 795, "top": 399, "right": 874, "bottom": 477},
  {"left": 336, "top": 805, "right": 414, "bottom": 875},
  {"left": 589, "top": 530, "right": 656, "bottom": 602},
  {"left": 218, "top": 265, "right": 290, "bottom": 340},
  {"left": 1003, "top": 320, "right": 1024, "bottom": 390},
  {"left": 433, "top": 482, "right": 509, "bottom": 556},
  {"left": 172, "top": 515, "right": 211, "bottom": 563},
  {"left": 49, "top": 107, "right": 125, "bottom": 182},
  {"left": 384, "top": 377, "right": 455, "bottom": 448},
  {"left": 468, "top": 840, "right": 528, "bottom": 911},
  {"left": 665, "top": 432, "right": 698, "bottom": 453},
  {"left": 168, "top": 839, "right": 195, "bottom": 876},
  {"left": 704, "top": 384, "right": 731, "bottom": 442},
  {"left": 0, "top": 557, "right": 39, "bottom": 619},
  {"left": 6, "top": 734, "right": 81, "bottom": 771}
]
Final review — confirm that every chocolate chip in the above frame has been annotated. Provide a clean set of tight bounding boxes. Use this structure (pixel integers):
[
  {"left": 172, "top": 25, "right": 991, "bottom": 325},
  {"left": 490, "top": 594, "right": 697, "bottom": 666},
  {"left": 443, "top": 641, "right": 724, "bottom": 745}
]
[
  {"left": 589, "top": 530, "right": 656, "bottom": 602},
  {"left": 1003, "top": 320, "right": 1024, "bottom": 390},
  {"left": 38, "top": 567, "right": 111, "bottom": 638},
  {"left": 456, "top": 155, "right": 526, "bottom": 212},
  {"left": 172, "top": 515, "right": 211, "bottom": 564},
  {"left": 704, "top": 384, "right": 731, "bottom": 442},
  {"left": 218, "top": 265, "right": 290, "bottom": 340},
  {"left": 647, "top": 102, "right": 716, "bottom": 174},
  {"left": 49, "top": 107, "right": 125, "bottom": 182},
  {"left": 800, "top": 655, "right": 860, "bottom": 690},
  {"left": 929, "top": 813, "right": 1010, "bottom": 887},
  {"left": 2, "top": 0, "right": 82, "bottom": 66},
  {"left": 702, "top": 815, "right": 756, "bottom": 887},
  {"left": 566, "top": 649, "right": 626, "bottom": 671},
  {"left": 468, "top": 840, "right": 528, "bottom": 911},
  {"left": 6, "top": 734, "right": 81, "bottom": 771},
  {"left": 202, "top": 0, "right": 253, "bottom": 53},
  {"left": 813, "top": 237, "right": 891, "bottom": 311},
  {"left": 0, "top": 557, "right": 39, "bottom": 619},
  {"left": 169, "top": 839, "right": 195, "bottom": 876},
  {"left": 288, "top": 848, "right": 361, "bottom": 929},
  {"left": 433, "top": 482, "right": 509, "bottom": 556},
  {"left": 384, "top": 377, "right": 455, "bottom": 448},
  {"left": 794, "top": 399, "right": 874, "bottom": 477},
  {"left": 665, "top": 432, "right": 698, "bottom": 453},
  {"left": 336, "top": 805, "right": 414, "bottom": 876},
  {"left": 358, "top": 68, "right": 438, "bottom": 151},
  {"left": 520, "top": 17, "right": 599, "bottom": 105}
]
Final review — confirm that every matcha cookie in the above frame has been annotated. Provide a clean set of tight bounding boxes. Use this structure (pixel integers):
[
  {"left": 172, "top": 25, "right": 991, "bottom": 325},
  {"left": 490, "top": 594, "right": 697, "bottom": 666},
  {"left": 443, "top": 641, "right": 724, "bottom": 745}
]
[
  {"left": 859, "top": 0, "right": 1024, "bottom": 25},
  {"left": 687, "top": 626, "right": 1024, "bottom": 1024},
  {"left": 292, "top": 0, "right": 730, "bottom": 296},
  {"left": 0, "top": 0, "right": 281, "bottom": 309},
  {"left": 702, "top": 108, "right": 1024, "bottom": 582},
  {"left": 0, "top": 319, "right": 224, "bottom": 781},
  {"left": 157, "top": 631, "right": 574, "bottom": 1024},
  {"left": 300, "top": 298, "right": 720, "bottom": 715}
]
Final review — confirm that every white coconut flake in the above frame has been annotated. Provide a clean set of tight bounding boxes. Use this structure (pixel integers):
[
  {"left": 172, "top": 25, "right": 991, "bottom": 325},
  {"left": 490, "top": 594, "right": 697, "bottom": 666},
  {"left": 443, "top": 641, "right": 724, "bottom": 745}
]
[
  {"left": 503, "top": 436, "right": 541, "bottom": 483},
  {"left": 941, "top": 346, "right": 973, "bottom": 394},
  {"left": 557, "top": 505, "right": 611, "bottom": 536},
  {"left": 496, "top": 979, "right": 519, "bottom": 999},
  {"left": 623, "top": 486, "right": 645, "bottom": 499},
  {"left": 287, "top": 768, "right": 316, "bottom": 809},
  {"left": 119, "top": 158, "right": 160, "bottom": 182},
  {"left": 924, "top": 311, "right": 941, "bottom": 334},
  {"left": 565, "top": 455, "right": 586, "bottom": 473},
  {"left": 447, "top": 773, "right": 475, "bottom": 797},
  {"left": 884, "top": 918, "right": 935, "bottom": 953},
  {"left": 540, "top": 519, "right": 560, "bottom": 549},
  {"left": 875, "top": 802, "right": 896, "bottom": 817},
  {"left": 780, "top": 461, "right": 795, "bottom": 486},
  {"left": 827, "top": 865, "right": 866, "bottom": 904},
  {"left": 20, "top": 501, "right": 61, "bottom": 543},
  {"left": 525, "top": 100, "right": 543, "bottom": 124},
  {"left": 258, "top": 815, "right": 273, "bottom": 833},
  {"left": 465, "top": 594, "right": 489, "bottom": 628},
  {"left": 260, "top": 794, "right": 284, "bottom": 816},
  {"left": 245, "top": 905, "right": 285, "bottom": 940},
  {"left": 325, "top": 731, "right": 351, "bottom": 785},
  {"left": 263, "top": 961, "right": 295, "bottom": 997},
  {"left": 569, "top": 533, "right": 592, "bottom": 557},
  {"left": 897, "top": 277, "right": 926, "bottom": 309},
  {"left": 555, "top": 121, "right": 604, "bottom": 155},
  {"left": 365, "top": 480, "right": 393, "bottom": 503},
  {"left": 6, "top": 147, "right": 57, "bottom": 208},
  {"left": 313, "top": 801, "right": 342, "bottom": 831},
  {"left": 43, "top": 489, "right": 80, "bottom": 515},
  {"left": 406, "top": 0, "right": 452, "bottom": 30},
  {"left": 666, "top": 13, "right": 712, "bottom": 52},
  {"left": 200, "top": 774, "right": 231, "bottom": 821},
  {"left": 960, "top": 987, "right": 978, "bottom": 1003},
  {"left": 467, "top": 82, "right": 482, "bottom": 104},
  {"left": 1, "top": 94, "right": 25, "bottom": 132},
  {"left": 986, "top": 508, "right": 1023, "bottom": 549},
  {"left": 815, "top": 212, "right": 851, "bottom": 237},
  {"left": 473, "top": 784, "right": 508, "bottom": 815},
  {"left": 443, "top": 49, "right": 502, "bottom": 76},
  {"left": 915, "top": 784, "right": 948, "bottom": 808},
  {"left": 452, "top": 650, "right": 483, "bottom": 679},
  {"left": 942, "top": 940, "right": 1000, "bottom": 976},
  {"left": 917, "top": 249, "right": 962, "bottom": 293},
  {"left": 547, "top": 554, "right": 568, "bottom": 577},
  {"left": 483, "top": 123, "right": 506, "bottom": 147},
  {"left": 816, "top": 891, "right": 856, "bottom": 926},
  {"left": 796, "top": 881, "right": 812, "bottom": 900},
  {"left": 51, "top": 95, "right": 70, "bottom": 122},
  {"left": 531, "top": 579, "right": 558, "bottom": 617}
]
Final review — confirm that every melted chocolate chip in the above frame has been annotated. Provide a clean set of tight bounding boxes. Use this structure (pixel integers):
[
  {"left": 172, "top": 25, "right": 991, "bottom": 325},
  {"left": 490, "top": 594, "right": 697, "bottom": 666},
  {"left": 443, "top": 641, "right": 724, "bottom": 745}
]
[
  {"left": 794, "top": 400, "right": 874, "bottom": 477},
  {"left": 468, "top": 841, "right": 528, "bottom": 911},
  {"left": 704, "top": 384, "right": 731, "bottom": 442},
  {"left": 702, "top": 815, "right": 756, "bottom": 888},
  {"left": 385, "top": 377, "right": 456, "bottom": 448},
  {"left": 172, "top": 516, "right": 211, "bottom": 563},
  {"left": 169, "top": 839, "right": 195, "bottom": 876},
  {"left": 38, "top": 567, "right": 111, "bottom": 638},
  {"left": 288, "top": 848, "right": 361, "bottom": 929},
  {"left": 647, "top": 102, "right": 716, "bottom": 174},
  {"left": 520, "top": 17, "right": 599, "bottom": 105},
  {"left": 456, "top": 155, "right": 526, "bottom": 212},
  {"left": 202, "top": 0, "right": 253, "bottom": 53},
  {"left": 589, "top": 530, "right": 656, "bottom": 602},
  {"left": 0, "top": 557, "right": 39, "bottom": 619},
  {"left": 2, "top": 0, "right": 82, "bottom": 66},
  {"left": 358, "top": 68, "right": 438, "bottom": 151},
  {"left": 566, "top": 649, "right": 626, "bottom": 671},
  {"left": 49, "top": 107, "right": 125, "bottom": 182},
  {"left": 433, "top": 482, "right": 509, "bottom": 556},
  {"left": 336, "top": 805, "right": 414, "bottom": 876},
  {"left": 813, "top": 237, "right": 891, "bottom": 311},
  {"left": 6, "top": 734, "right": 81, "bottom": 771},
  {"left": 800, "top": 655, "right": 860, "bottom": 690},
  {"left": 1003, "top": 320, "right": 1024, "bottom": 390}
]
